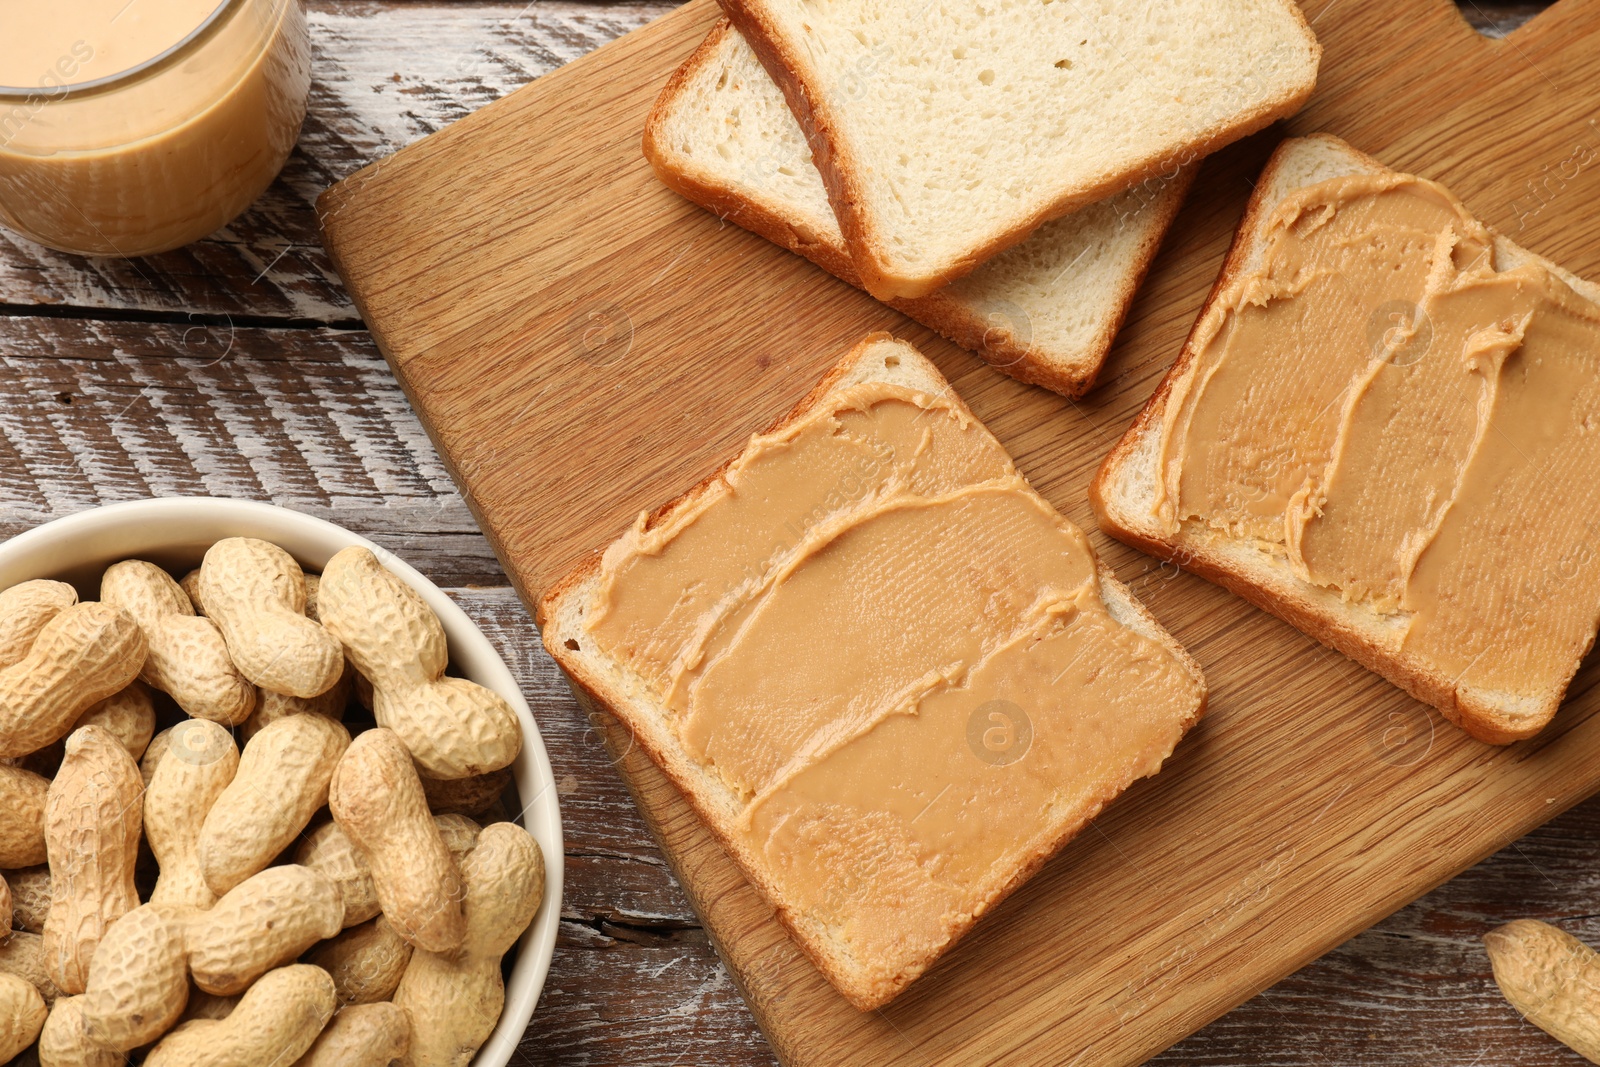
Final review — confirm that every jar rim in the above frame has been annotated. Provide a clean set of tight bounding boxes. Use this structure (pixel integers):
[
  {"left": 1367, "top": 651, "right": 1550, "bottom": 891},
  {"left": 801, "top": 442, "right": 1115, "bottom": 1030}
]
[{"left": 0, "top": 0, "right": 248, "bottom": 102}]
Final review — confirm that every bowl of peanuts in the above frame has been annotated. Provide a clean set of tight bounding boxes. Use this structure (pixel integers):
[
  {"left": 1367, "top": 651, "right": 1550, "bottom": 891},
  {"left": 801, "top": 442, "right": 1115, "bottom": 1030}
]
[{"left": 0, "top": 496, "right": 562, "bottom": 1066}]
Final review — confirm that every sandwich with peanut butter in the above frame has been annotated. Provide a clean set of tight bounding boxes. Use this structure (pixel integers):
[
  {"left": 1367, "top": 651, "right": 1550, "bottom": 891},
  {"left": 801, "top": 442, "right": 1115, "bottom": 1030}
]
[
  {"left": 1094, "top": 133, "right": 1600, "bottom": 744},
  {"left": 541, "top": 334, "right": 1206, "bottom": 1009}
]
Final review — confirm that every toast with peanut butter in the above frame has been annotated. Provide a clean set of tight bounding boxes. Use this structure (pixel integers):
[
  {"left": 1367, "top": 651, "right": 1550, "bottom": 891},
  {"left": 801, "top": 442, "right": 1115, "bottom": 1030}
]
[
  {"left": 541, "top": 334, "right": 1206, "bottom": 1010},
  {"left": 642, "top": 20, "right": 1195, "bottom": 398},
  {"left": 1093, "top": 134, "right": 1600, "bottom": 744}
]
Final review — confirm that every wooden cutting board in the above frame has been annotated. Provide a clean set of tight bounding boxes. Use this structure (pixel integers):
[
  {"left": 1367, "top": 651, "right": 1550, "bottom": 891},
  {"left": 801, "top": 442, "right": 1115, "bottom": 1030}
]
[{"left": 317, "top": 1, "right": 1600, "bottom": 1062}]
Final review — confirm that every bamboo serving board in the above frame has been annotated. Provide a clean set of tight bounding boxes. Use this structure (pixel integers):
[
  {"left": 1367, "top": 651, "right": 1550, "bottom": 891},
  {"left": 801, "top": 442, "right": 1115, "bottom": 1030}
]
[{"left": 318, "top": 1, "right": 1600, "bottom": 1062}]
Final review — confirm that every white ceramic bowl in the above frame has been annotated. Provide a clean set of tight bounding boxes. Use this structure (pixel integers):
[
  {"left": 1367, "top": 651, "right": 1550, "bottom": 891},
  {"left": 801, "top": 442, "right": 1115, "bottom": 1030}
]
[{"left": 0, "top": 497, "right": 562, "bottom": 1065}]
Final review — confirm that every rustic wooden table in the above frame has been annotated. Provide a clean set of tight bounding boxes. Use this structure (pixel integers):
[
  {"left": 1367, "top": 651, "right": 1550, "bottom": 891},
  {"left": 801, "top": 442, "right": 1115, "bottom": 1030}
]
[{"left": 1, "top": 2, "right": 1592, "bottom": 1063}]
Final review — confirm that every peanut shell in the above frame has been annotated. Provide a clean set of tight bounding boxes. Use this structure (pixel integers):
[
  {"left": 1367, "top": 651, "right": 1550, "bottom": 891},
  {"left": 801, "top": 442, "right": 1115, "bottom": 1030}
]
[
  {"left": 240, "top": 664, "right": 348, "bottom": 742},
  {"left": 393, "top": 822, "right": 545, "bottom": 1067},
  {"left": 198, "top": 539, "right": 343, "bottom": 699},
  {"left": 0, "top": 764, "right": 49, "bottom": 868},
  {"left": 0, "top": 972, "right": 47, "bottom": 1062},
  {"left": 139, "top": 725, "right": 173, "bottom": 788},
  {"left": 144, "top": 964, "right": 336, "bottom": 1067},
  {"left": 188, "top": 865, "right": 343, "bottom": 996},
  {"left": 6, "top": 866, "right": 50, "bottom": 933},
  {"left": 420, "top": 766, "right": 511, "bottom": 818},
  {"left": 18, "top": 679, "right": 155, "bottom": 779},
  {"left": 179, "top": 988, "right": 240, "bottom": 1024},
  {"left": 0, "top": 604, "right": 145, "bottom": 759},
  {"left": 319, "top": 546, "right": 520, "bottom": 779},
  {"left": 178, "top": 569, "right": 205, "bottom": 614},
  {"left": 78, "top": 903, "right": 188, "bottom": 1050},
  {"left": 0, "top": 581, "right": 77, "bottom": 670},
  {"left": 0, "top": 932, "right": 63, "bottom": 1005},
  {"left": 72, "top": 681, "right": 155, "bottom": 761},
  {"left": 303, "top": 916, "right": 413, "bottom": 1004},
  {"left": 38, "top": 993, "right": 117, "bottom": 1067},
  {"left": 432, "top": 813, "right": 483, "bottom": 858},
  {"left": 42, "top": 726, "right": 142, "bottom": 994},
  {"left": 1486, "top": 919, "right": 1600, "bottom": 1062},
  {"left": 101, "top": 561, "right": 255, "bottom": 726},
  {"left": 292, "top": 1001, "right": 409, "bottom": 1067},
  {"left": 302, "top": 573, "right": 321, "bottom": 622},
  {"left": 145, "top": 718, "right": 240, "bottom": 912},
  {"left": 295, "top": 814, "right": 479, "bottom": 931},
  {"left": 294, "top": 821, "right": 381, "bottom": 929},
  {"left": 329, "top": 728, "right": 465, "bottom": 953},
  {"left": 197, "top": 713, "right": 349, "bottom": 896}
]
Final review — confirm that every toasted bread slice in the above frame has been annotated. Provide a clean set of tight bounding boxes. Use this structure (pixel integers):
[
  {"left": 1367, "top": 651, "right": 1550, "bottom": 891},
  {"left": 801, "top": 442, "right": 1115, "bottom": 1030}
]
[
  {"left": 542, "top": 334, "right": 1205, "bottom": 1009},
  {"left": 643, "top": 20, "right": 1194, "bottom": 397},
  {"left": 1092, "top": 134, "right": 1600, "bottom": 744},
  {"left": 719, "top": 0, "right": 1320, "bottom": 299}
]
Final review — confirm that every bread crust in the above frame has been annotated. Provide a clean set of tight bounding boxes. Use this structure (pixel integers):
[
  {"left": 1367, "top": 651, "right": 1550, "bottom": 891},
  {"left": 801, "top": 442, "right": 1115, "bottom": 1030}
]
[
  {"left": 641, "top": 23, "right": 871, "bottom": 292},
  {"left": 717, "top": 0, "right": 1319, "bottom": 300},
  {"left": 1090, "top": 133, "right": 1579, "bottom": 745},
  {"left": 641, "top": 21, "right": 1197, "bottom": 397},
  {"left": 541, "top": 334, "right": 1205, "bottom": 1008}
]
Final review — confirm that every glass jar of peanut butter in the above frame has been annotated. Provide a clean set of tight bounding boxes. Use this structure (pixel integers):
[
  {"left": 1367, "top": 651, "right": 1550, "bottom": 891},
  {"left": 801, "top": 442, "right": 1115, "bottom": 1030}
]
[{"left": 0, "top": 0, "right": 311, "bottom": 257}]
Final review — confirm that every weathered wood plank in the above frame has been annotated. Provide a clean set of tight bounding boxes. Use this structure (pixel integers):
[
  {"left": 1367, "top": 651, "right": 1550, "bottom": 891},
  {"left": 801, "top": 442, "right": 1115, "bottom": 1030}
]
[
  {"left": 0, "top": 315, "right": 506, "bottom": 582},
  {"left": 534, "top": 923, "right": 779, "bottom": 1067}
]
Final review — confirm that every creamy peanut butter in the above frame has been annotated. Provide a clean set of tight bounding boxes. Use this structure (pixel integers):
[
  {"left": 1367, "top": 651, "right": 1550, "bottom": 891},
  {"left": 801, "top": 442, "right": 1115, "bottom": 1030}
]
[
  {"left": 1, "top": 1, "right": 226, "bottom": 87},
  {"left": 587, "top": 380, "right": 1202, "bottom": 981},
  {"left": 0, "top": 0, "right": 309, "bottom": 256},
  {"left": 1159, "top": 171, "right": 1600, "bottom": 703}
]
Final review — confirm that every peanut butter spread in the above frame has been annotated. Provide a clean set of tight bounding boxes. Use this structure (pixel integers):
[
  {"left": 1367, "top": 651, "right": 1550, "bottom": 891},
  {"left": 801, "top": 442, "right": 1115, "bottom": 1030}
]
[
  {"left": 1158, "top": 171, "right": 1600, "bottom": 700},
  {"left": 585, "top": 381, "right": 1201, "bottom": 974}
]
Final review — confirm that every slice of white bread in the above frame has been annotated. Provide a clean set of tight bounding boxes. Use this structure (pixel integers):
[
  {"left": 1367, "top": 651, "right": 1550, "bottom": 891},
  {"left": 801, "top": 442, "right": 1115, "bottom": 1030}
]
[
  {"left": 1092, "top": 133, "right": 1600, "bottom": 744},
  {"left": 718, "top": 0, "right": 1320, "bottom": 299},
  {"left": 643, "top": 20, "right": 1195, "bottom": 398},
  {"left": 541, "top": 333, "right": 1206, "bottom": 1009}
]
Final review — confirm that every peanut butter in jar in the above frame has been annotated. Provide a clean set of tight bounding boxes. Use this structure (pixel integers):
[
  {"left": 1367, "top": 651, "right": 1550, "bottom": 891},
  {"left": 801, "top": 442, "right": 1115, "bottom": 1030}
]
[{"left": 0, "top": 0, "right": 311, "bottom": 257}]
